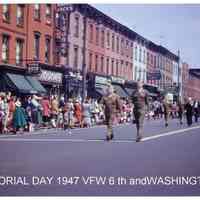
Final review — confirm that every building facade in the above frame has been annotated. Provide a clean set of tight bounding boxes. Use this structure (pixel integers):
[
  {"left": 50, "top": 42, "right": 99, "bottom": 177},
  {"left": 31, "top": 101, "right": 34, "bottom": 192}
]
[
  {"left": 133, "top": 36, "right": 147, "bottom": 83},
  {"left": 0, "top": 4, "right": 64, "bottom": 95},
  {"left": 187, "top": 68, "right": 200, "bottom": 100}
]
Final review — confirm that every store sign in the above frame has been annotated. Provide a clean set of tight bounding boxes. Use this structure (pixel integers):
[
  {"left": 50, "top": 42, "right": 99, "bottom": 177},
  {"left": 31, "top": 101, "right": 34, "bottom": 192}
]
[
  {"left": 27, "top": 63, "right": 41, "bottom": 75},
  {"left": 95, "top": 76, "right": 109, "bottom": 85},
  {"left": 147, "top": 71, "right": 161, "bottom": 80},
  {"left": 111, "top": 76, "right": 125, "bottom": 84},
  {"left": 39, "top": 70, "right": 62, "bottom": 84}
]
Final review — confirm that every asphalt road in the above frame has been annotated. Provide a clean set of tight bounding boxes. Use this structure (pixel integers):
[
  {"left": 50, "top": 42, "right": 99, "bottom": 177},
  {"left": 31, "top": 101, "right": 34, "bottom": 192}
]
[{"left": 0, "top": 117, "right": 200, "bottom": 196}]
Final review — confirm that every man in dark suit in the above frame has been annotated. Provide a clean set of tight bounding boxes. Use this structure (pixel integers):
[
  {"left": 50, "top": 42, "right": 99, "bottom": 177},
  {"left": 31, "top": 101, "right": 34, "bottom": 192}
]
[{"left": 131, "top": 81, "right": 149, "bottom": 142}]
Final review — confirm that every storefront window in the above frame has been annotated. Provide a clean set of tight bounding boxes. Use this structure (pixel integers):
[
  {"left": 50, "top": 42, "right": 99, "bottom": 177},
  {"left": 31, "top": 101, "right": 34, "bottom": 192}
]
[
  {"left": 16, "top": 5, "right": 24, "bottom": 26},
  {"left": 45, "top": 37, "right": 51, "bottom": 63},
  {"left": 2, "top": 35, "right": 9, "bottom": 63},
  {"left": 16, "top": 39, "right": 24, "bottom": 65},
  {"left": 2, "top": 4, "right": 10, "bottom": 22},
  {"left": 34, "top": 4, "right": 40, "bottom": 20}
]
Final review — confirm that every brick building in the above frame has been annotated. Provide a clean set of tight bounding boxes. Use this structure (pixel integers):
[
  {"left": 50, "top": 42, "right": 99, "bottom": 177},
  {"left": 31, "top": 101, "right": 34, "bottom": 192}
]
[
  {"left": 0, "top": 4, "right": 64, "bottom": 95},
  {"left": 187, "top": 68, "right": 200, "bottom": 100},
  {"left": 58, "top": 4, "right": 135, "bottom": 80}
]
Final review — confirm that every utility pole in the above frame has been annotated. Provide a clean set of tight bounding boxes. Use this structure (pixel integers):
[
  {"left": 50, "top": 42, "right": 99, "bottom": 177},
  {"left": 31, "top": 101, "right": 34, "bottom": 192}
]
[{"left": 177, "top": 49, "right": 181, "bottom": 98}]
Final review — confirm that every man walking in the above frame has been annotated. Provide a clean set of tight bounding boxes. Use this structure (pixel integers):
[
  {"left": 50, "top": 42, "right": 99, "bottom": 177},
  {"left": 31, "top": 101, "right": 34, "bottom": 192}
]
[
  {"left": 101, "top": 84, "right": 121, "bottom": 141},
  {"left": 131, "top": 81, "right": 149, "bottom": 142}
]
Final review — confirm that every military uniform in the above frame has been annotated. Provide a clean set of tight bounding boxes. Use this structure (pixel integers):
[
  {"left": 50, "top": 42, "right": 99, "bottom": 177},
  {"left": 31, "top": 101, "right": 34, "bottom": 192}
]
[
  {"left": 131, "top": 89, "right": 148, "bottom": 142},
  {"left": 101, "top": 93, "right": 121, "bottom": 140}
]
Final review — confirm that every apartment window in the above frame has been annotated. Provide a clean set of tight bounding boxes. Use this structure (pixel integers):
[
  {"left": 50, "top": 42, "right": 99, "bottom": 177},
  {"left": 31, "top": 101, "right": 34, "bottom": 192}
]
[
  {"left": 116, "top": 61, "right": 119, "bottom": 76},
  {"left": 121, "top": 60, "right": 124, "bottom": 76},
  {"left": 16, "top": 39, "right": 24, "bottom": 65},
  {"left": 106, "top": 58, "right": 109, "bottom": 74},
  {"left": 154, "top": 55, "right": 156, "bottom": 67},
  {"left": 55, "top": 38, "right": 61, "bottom": 65},
  {"left": 2, "top": 35, "right": 9, "bottom": 63},
  {"left": 96, "top": 27, "right": 99, "bottom": 46},
  {"left": 2, "top": 4, "right": 10, "bottom": 22},
  {"left": 16, "top": 5, "right": 24, "bottom": 26},
  {"left": 143, "top": 50, "right": 145, "bottom": 63},
  {"left": 95, "top": 55, "right": 98, "bottom": 72},
  {"left": 100, "top": 56, "right": 104, "bottom": 73},
  {"left": 107, "top": 31, "right": 110, "bottom": 47},
  {"left": 111, "top": 34, "right": 115, "bottom": 52},
  {"left": 111, "top": 59, "right": 114, "bottom": 75},
  {"left": 126, "top": 40, "right": 129, "bottom": 49},
  {"left": 89, "top": 24, "right": 93, "bottom": 43},
  {"left": 116, "top": 37, "right": 119, "bottom": 53},
  {"left": 46, "top": 4, "right": 51, "bottom": 18},
  {"left": 139, "top": 48, "right": 142, "bottom": 62},
  {"left": 135, "top": 46, "right": 137, "bottom": 61},
  {"left": 34, "top": 4, "right": 40, "bottom": 20},
  {"left": 34, "top": 32, "right": 40, "bottom": 60},
  {"left": 147, "top": 52, "right": 149, "bottom": 64},
  {"left": 101, "top": 29, "right": 105, "bottom": 48},
  {"left": 135, "top": 66, "right": 137, "bottom": 81},
  {"left": 151, "top": 54, "right": 153, "bottom": 65},
  {"left": 74, "top": 46, "right": 78, "bottom": 68},
  {"left": 74, "top": 15, "right": 79, "bottom": 37},
  {"left": 89, "top": 52, "right": 92, "bottom": 71},
  {"left": 45, "top": 37, "right": 51, "bottom": 63},
  {"left": 121, "top": 38, "right": 124, "bottom": 55}
]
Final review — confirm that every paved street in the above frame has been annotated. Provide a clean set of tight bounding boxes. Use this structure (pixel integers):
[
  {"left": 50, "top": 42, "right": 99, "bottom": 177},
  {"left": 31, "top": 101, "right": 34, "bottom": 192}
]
[{"left": 0, "top": 118, "right": 200, "bottom": 196}]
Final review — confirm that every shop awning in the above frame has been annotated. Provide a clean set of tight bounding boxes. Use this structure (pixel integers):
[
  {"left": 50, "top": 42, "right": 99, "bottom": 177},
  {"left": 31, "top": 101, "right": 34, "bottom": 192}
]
[
  {"left": 124, "top": 88, "right": 135, "bottom": 96},
  {"left": 112, "top": 84, "right": 129, "bottom": 98},
  {"left": 5, "top": 73, "right": 37, "bottom": 94},
  {"left": 25, "top": 76, "right": 46, "bottom": 94}
]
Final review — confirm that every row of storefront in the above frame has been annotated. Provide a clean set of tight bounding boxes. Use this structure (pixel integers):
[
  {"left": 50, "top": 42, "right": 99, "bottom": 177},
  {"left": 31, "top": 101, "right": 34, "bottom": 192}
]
[{"left": 0, "top": 63, "right": 160, "bottom": 100}]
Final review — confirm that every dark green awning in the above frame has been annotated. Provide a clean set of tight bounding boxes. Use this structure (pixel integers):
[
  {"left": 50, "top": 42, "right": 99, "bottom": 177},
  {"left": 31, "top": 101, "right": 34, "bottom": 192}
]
[
  {"left": 124, "top": 88, "right": 135, "bottom": 96},
  {"left": 6, "top": 73, "right": 37, "bottom": 94},
  {"left": 25, "top": 76, "right": 46, "bottom": 94},
  {"left": 112, "top": 84, "right": 129, "bottom": 98}
]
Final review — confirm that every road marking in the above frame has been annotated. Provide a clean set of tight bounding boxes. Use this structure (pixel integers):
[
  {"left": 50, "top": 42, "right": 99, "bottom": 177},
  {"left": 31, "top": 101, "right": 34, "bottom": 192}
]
[
  {"left": 0, "top": 125, "right": 200, "bottom": 143},
  {"left": 141, "top": 125, "right": 200, "bottom": 142}
]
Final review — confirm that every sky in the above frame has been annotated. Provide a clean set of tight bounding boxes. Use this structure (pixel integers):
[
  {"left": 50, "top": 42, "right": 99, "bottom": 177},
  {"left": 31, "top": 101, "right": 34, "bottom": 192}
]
[{"left": 92, "top": 4, "right": 200, "bottom": 68}]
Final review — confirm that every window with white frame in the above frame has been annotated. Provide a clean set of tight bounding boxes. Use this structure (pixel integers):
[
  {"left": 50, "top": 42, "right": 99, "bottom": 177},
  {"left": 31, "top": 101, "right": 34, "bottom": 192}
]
[
  {"left": 16, "top": 5, "right": 24, "bottom": 26},
  {"left": 2, "top": 4, "right": 10, "bottom": 22},
  {"left": 34, "top": 4, "right": 40, "bottom": 20},
  {"left": 2, "top": 35, "right": 9, "bottom": 63},
  {"left": 16, "top": 39, "right": 24, "bottom": 65}
]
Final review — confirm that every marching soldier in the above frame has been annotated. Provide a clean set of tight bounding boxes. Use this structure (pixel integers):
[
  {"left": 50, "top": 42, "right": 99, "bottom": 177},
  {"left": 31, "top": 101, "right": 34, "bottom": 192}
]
[
  {"left": 163, "top": 93, "right": 173, "bottom": 127},
  {"left": 101, "top": 84, "right": 121, "bottom": 141},
  {"left": 131, "top": 81, "right": 149, "bottom": 142}
]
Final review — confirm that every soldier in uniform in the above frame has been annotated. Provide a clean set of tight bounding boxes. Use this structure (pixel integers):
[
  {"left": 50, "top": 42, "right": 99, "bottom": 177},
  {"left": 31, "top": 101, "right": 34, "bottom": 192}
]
[
  {"left": 163, "top": 93, "right": 173, "bottom": 127},
  {"left": 131, "top": 81, "right": 149, "bottom": 142},
  {"left": 101, "top": 84, "right": 121, "bottom": 141}
]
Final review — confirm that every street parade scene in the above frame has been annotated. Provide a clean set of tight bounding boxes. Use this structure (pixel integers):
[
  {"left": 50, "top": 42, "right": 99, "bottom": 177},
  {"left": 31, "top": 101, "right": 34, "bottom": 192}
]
[{"left": 0, "top": 3, "right": 200, "bottom": 197}]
